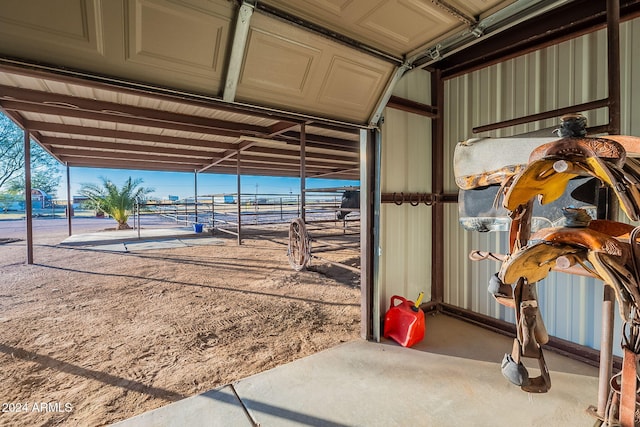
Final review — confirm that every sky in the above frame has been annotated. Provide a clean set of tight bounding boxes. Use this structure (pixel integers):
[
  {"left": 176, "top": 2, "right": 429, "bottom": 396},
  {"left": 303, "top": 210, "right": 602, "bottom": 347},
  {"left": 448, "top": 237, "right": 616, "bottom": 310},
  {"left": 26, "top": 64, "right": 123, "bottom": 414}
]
[{"left": 58, "top": 167, "right": 359, "bottom": 201}]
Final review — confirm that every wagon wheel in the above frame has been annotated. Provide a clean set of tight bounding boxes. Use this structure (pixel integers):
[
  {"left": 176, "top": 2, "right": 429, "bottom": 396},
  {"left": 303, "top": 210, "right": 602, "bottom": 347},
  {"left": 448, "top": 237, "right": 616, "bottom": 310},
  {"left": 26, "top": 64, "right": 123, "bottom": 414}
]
[{"left": 288, "top": 218, "right": 310, "bottom": 271}]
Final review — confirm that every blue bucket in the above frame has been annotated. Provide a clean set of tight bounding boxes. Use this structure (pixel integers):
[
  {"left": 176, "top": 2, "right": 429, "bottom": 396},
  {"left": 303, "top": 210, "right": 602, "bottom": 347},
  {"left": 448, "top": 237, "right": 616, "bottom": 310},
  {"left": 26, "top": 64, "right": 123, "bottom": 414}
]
[{"left": 193, "top": 223, "right": 203, "bottom": 233}]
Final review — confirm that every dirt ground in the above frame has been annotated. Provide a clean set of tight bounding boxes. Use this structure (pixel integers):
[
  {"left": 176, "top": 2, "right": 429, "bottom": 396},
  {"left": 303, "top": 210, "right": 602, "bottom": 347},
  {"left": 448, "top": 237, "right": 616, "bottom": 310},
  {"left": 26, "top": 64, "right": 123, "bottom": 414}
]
[{"left": 0, "top": 216, "right": 361, "bottom": 426}]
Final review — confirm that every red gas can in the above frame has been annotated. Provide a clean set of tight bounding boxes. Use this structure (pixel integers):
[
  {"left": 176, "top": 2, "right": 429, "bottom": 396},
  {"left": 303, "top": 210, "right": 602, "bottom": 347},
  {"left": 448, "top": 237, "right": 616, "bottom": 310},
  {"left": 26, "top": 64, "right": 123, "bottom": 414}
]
[{"left": 383, "top": 294, "right": 425, "bottom": 348}]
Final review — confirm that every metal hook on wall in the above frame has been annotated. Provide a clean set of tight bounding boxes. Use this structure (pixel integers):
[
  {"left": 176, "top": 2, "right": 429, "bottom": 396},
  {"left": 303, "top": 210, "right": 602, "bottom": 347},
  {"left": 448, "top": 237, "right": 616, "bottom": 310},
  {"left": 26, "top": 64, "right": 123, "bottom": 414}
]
[{"left": 383, "top": 192, "right": 453, "bottom": 206}]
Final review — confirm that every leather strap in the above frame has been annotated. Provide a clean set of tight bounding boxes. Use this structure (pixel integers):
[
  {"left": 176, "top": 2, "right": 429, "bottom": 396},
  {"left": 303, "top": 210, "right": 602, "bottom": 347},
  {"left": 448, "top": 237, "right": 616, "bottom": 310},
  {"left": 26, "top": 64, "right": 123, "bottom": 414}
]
[{"left": 620, "top": 347, "right": 638, "bottom": 427}]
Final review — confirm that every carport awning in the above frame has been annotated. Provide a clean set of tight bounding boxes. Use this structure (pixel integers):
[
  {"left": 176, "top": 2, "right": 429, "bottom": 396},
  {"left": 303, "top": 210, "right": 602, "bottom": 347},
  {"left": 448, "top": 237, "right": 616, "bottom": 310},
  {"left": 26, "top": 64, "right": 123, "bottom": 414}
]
[
  {"left": 0, "top": 61, "right": 360, "bottom": 180},
  {"left": 1, "top": 0, "right": 632, "bottom": 179}
]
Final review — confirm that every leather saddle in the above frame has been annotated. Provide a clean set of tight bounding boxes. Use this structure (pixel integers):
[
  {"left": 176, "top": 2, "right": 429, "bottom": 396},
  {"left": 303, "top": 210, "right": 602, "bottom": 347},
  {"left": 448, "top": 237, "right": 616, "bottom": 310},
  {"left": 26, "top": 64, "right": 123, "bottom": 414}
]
[
  {"left": 493, "top": 212, "right": 640, "bottom": 395},
  {"left": 499, "top": 221, "right": 639, "bottom": 321},
  {"left": 503, "top": 136, "right": 640, "bottom": 221}
]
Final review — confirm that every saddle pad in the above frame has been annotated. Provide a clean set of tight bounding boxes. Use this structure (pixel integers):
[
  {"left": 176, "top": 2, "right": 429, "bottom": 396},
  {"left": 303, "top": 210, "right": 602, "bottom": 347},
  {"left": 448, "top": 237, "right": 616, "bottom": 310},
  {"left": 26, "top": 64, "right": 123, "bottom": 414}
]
[
  {"left": 454, "top": 135, "right": 640, "bottom": 190},
  {"left": 454, "top": 137, "right": 556, "bottom": 189}
]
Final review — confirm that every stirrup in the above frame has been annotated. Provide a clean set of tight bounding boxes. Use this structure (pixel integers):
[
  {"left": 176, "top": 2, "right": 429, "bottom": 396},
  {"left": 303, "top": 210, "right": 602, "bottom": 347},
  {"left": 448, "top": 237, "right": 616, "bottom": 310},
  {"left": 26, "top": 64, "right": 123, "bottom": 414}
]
[
  {"left": 521, "top": 348, "right": 551, "bottom": 393},
  {"left": 501, "top": 352, "right": 529, "bottom": 386},
  {"left": 501, "top": 338, "right": 551, "bottom": 393}
]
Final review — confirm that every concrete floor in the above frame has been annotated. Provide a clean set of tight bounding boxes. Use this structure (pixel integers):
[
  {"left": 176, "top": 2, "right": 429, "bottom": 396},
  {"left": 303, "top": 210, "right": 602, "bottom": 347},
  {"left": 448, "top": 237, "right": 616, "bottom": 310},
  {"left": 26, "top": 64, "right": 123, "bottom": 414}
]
[
  {"left": 60, "top": 227, "right": 224, "bottom": 252},
  {"left": 112, "top": 314, "right": 601, "bottom": 427}
]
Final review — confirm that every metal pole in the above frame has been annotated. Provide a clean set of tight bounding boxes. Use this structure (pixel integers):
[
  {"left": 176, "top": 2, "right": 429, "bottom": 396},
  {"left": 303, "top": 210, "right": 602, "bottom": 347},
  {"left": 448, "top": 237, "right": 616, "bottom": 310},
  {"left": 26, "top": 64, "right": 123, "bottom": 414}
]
[
  {"left": 373, "top": 129, "right": 382, "bottom": 340},
  {"left": 136, "top": 198, "right": 141, "bottom": 240},
  {"left": 24, "top": 129, "right": 33, "bottom": 265},
  {"left": 194, "top": 170, "right": 198, "bottom": 224},
  {"left": 236, "top": 150, "right": 242, "bottom": 245},
  {"left": 300, "top": 123, "right": 306, "bottom": 222},
  {"left": 431, "top": 68, "right": 445, "bottom": 303},
  {"left": 607, "top": 0, "right": 621, "bottom": 136},
  {"left": 211, "top": 195, "right": 215, "bottom": 233},
  {"left": 597, "top": 0, "right": 621, "bottom": 417},
  {"left": 361, "top": 128, "right": 377, "bottom": 341},
  {"left": 66, "top": 163, "right": 72, "bottom": 236}
]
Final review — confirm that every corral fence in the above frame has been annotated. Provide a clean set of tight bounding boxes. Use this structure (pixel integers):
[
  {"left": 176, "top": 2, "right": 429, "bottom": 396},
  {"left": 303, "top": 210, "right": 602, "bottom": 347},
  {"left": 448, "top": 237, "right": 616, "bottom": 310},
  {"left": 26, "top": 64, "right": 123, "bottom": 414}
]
[
  {"left": 0, "top": 199, "right": 93, "bottom": 218},
  {"left": 145, "top": 192, "right": 357, "bottom": 236},
  {"left": 287, "top": 187, "right": 361, "bottom": 273}
]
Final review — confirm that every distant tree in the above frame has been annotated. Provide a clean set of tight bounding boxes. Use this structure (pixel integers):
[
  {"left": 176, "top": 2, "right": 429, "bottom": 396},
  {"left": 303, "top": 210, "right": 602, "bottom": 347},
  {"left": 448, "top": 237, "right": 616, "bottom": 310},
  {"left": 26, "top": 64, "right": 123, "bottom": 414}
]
[
  {"left": 6, "top": 169, "right": 62, "bottom": 199},
  {"left": 79, "top": 177, "right": 154, "bottom": 230},
  {"left": 0, "top": 113, "right": 62, "bottom": 194},
  {"left": 0, "top": 192, "right": 20, "bottom": 212}
]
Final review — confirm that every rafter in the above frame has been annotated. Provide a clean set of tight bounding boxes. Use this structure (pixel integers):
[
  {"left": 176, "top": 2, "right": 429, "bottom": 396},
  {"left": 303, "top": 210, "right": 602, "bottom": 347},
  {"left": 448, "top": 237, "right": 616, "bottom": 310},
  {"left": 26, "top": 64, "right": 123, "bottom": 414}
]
[
  {"left": 39, "top": 136, "right": 221, "bottom": 157},
  {"left": 0, "top": 100, "right": 253, "bottom": 138},
  {"left": 26, "top": 121, "right": 239, "bottom": 150},
  {"left": 0, "top": 64, "right": 361, "bottom": 177},
  {"left": 248, "top": 146, "right": 357, "bottom": 162},
  {"left": 199, "top": 140, "right": 257, "bottom": 173},
  {"left": 52, "top": 147, "right": 214, "bottom": 164},
  {"left": 0, "top": 85, "right": 269, "bottom": 135}
]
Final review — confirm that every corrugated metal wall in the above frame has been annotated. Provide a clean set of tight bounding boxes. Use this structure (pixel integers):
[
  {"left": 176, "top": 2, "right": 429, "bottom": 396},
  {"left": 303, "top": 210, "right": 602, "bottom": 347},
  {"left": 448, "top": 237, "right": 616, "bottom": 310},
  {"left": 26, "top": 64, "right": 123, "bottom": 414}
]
[
  {"left": 442, "top": 17, "right": 640, "bottom": 354},
  {"left": 378, "top": 69, "right": 432, "bottom": 318}
]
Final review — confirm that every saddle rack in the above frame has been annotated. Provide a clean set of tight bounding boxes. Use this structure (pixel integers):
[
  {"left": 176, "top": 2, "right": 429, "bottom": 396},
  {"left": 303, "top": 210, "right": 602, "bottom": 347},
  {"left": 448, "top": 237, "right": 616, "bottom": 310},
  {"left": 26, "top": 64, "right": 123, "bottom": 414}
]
[{"left": 458, "top": 114, "right": 640, "bottom": 426}]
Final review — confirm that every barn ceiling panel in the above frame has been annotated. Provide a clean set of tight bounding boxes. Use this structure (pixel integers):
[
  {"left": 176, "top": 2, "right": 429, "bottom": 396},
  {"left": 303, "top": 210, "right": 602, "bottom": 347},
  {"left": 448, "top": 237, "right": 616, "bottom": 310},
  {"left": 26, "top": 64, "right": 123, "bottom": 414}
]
[
  {"left": 235, "top": 13, "right": 395, "bottom": 123},
  {"left": 125, "top": 0, "right": 230, "bottom": 80},
  {"left": 0, "top": 0, "right": 620, "bottom": 178},
  {"left": 0, "top": 0, "right": 565, "bottom": 127},
  {"left": 0, "top": 0, "right": 103, "bottom": 55},
  {"left": 0, "top": 0, "right": 234, "bottom": 96},
  {"left": 257, "top": 0, "right": 510, "bottom": 57}
]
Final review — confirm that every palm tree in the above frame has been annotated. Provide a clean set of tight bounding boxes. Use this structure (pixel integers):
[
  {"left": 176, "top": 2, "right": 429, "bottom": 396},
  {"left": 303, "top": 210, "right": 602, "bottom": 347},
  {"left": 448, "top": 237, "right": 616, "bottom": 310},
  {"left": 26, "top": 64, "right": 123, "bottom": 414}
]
[{"left": 80, "top": 177, "right": 153, "bottom": 230}]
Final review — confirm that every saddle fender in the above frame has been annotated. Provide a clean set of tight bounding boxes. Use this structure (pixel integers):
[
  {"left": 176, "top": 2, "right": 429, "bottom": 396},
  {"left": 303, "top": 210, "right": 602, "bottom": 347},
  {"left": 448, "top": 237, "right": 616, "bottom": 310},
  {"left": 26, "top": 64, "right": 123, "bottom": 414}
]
[
  {"left": 499, "top": 226, "right": 628, "bottom": 285},
  {"left": 499, "top": 242, "right": 585, "bottom": 285}
]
